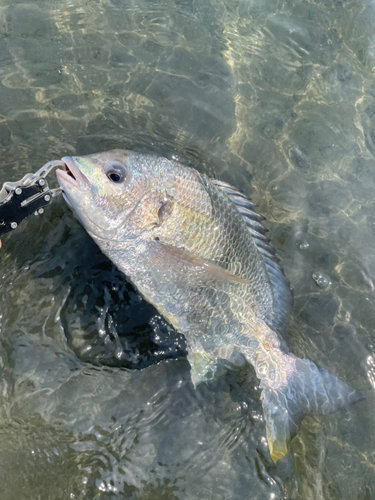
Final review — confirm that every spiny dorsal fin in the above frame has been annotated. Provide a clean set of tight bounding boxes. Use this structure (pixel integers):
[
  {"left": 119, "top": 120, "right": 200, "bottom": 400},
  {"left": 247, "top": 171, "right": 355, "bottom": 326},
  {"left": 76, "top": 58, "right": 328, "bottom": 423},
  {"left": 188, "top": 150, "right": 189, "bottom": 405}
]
[{"left": 211, "top": 179, "right": 293, "bottom": 336}]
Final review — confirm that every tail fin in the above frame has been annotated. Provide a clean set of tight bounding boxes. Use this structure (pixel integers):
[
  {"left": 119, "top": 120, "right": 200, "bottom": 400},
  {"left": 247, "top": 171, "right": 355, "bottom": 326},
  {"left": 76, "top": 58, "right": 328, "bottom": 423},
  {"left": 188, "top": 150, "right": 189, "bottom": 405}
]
[{"left": 261, "top": 357, "right": 364, "bottom": 462}]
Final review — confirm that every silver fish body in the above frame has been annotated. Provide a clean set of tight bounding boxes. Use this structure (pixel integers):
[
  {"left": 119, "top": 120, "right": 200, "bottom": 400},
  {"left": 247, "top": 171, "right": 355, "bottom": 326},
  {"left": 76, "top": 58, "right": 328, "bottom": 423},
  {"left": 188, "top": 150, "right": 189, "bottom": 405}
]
[{"left": 56, "top": 150, "right": 363, "bottom": 462}]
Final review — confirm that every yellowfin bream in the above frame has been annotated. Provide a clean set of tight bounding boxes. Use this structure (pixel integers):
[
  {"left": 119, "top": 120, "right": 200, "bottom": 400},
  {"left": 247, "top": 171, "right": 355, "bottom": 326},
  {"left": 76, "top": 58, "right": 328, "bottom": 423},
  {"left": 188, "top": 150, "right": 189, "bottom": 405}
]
[{"left": 56, "top": 150, "right": 363, "bottom": 462}]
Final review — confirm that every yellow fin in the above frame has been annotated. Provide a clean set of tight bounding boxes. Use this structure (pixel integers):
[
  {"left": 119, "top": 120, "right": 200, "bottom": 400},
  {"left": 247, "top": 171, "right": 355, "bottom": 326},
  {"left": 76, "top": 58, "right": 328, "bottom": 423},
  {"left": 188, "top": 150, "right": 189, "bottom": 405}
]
[{"left": 269, "top": 438, "right": 288, "bottom": 463}]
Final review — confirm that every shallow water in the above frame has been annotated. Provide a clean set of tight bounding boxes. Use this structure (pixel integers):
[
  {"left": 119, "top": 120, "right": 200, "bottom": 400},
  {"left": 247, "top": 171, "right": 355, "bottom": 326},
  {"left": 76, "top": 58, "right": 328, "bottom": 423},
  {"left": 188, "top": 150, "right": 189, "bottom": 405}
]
[{"left": 0, "top": 0, "right": 374, "bottom": 498}]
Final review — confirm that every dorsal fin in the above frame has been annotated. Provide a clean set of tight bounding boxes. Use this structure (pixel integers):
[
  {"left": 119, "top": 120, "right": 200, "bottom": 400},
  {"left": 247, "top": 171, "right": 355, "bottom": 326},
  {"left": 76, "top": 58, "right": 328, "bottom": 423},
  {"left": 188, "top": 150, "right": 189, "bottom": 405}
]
[{"left": 211, "top": 180, "right": 293, "bottom": 337}]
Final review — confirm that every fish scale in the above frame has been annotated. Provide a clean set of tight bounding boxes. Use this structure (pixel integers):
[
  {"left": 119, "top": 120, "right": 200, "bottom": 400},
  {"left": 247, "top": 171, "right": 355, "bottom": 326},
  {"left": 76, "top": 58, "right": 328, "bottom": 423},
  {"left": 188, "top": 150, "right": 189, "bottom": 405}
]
[{"left": 56, "top": 149, "right": 364, "bottom": 463}]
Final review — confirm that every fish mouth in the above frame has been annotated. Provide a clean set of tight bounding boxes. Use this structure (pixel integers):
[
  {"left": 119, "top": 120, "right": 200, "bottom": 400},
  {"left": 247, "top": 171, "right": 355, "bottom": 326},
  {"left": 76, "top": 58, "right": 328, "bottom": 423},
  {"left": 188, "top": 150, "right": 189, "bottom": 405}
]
[{"left": 56, "top": 156, "right": 90, "bottom": 192}]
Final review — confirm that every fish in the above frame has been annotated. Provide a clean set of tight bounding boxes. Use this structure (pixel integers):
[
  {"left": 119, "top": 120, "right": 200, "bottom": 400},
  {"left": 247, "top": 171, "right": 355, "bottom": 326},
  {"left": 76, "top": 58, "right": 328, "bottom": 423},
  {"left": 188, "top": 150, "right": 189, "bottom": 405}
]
[{"left": 56, "top": 149, "right": 364, "bottom": 462}]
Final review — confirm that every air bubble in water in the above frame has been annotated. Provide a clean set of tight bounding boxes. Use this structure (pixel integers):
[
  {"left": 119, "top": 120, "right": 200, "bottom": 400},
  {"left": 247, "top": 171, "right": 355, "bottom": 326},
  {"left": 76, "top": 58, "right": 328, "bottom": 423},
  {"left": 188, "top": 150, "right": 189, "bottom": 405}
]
[
  {"left": 312, "top": 271, "right": 331, "bottom": 289},
  {"left": 299, "top": 242, "right": 309, "bottom": 250}
]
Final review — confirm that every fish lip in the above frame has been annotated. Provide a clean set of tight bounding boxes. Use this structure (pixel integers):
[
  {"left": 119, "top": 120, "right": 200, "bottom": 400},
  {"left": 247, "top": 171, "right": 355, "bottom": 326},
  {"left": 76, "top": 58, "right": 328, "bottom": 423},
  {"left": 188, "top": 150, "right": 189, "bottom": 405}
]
[{"left": 56, "top": 156, "right": 90, "bottom": 192}]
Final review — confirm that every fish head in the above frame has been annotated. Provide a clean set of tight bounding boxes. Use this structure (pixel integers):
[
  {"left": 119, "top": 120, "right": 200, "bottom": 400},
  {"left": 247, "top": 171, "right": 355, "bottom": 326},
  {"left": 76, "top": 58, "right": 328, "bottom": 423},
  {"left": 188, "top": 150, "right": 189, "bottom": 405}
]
[{"left": 56, "top": 149, "right": 157, "bottom": 241}]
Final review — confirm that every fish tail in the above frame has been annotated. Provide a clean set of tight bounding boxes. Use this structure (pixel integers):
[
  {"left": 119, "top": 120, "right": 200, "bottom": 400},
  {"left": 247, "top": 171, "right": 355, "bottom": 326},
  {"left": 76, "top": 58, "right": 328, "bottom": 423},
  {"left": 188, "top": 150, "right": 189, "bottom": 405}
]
[{"left": 260, "top": 357, "right": 364, "bottom": 463}]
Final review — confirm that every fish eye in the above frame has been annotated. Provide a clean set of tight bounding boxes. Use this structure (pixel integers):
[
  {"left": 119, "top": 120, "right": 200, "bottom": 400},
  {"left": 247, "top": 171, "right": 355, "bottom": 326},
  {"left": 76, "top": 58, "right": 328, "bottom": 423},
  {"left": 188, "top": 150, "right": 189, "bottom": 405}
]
[
  {"left": 105, "top": 161, "right": 127, "bottom": 183},
  {"left": 108, "top": 171, "right": 121, "bottom": 182}
]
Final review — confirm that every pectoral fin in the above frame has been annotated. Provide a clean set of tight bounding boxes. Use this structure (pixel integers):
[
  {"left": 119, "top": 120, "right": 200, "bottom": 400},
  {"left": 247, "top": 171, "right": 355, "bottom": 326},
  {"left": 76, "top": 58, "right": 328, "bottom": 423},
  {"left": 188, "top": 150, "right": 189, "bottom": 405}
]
[{"left": 151, "top": 241, "right": 247, "bottom": 286}]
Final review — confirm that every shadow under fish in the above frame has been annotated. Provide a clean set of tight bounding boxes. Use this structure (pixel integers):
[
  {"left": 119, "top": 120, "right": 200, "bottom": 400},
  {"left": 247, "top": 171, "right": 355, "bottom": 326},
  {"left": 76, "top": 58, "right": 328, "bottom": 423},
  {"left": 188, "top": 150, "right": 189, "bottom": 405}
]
[{"left": 55, "top": 149, "right": 364, "bottom": 463}]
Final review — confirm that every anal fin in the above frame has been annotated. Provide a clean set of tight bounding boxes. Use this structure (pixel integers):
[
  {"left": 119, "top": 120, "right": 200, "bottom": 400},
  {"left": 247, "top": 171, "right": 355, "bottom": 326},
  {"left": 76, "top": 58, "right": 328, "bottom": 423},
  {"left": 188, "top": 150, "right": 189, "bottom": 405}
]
[{"left": 187, "top": 351, "right": 218, "bottom": 388}]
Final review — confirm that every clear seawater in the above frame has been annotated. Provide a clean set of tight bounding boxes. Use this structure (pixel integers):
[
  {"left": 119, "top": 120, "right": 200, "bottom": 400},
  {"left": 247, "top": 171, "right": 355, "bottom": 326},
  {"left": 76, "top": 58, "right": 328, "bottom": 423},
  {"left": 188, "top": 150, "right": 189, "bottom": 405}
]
[{"left": 0, "top": 0, "right": 374, "bottom": 498}]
